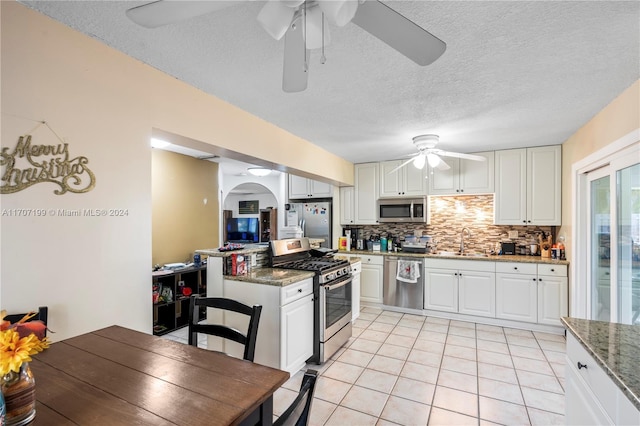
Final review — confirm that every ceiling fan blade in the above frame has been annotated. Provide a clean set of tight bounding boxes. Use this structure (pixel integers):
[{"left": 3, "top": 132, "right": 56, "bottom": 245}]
[
  {"left": 282, "top": 15, "right": 309, "bottom": 93},
  {"left": 126, "top": 1, "right": 238, "bottom": 28},
  {"left": 434, "top": 157, "right": 451, "bottom": 171},
  {"left": 438, "top": 151, "right": 487, "bottom": 161},
  {"left": 388, "top": 157, "right": 416, "bottom": 174},
  {"left": 350, "top": 0, "right": 446, "bottom": 66}
]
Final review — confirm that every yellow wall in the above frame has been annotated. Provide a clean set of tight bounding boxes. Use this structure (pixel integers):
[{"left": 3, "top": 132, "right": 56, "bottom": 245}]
[
  {"left": 560, "top": 80, "right": 640, "bottom": 260},
  {"left": 151, "top": 150, "right": 219, "bottom": 266},
  {"left": 0, "top": 1, "right": 351, "bottom": 340}
]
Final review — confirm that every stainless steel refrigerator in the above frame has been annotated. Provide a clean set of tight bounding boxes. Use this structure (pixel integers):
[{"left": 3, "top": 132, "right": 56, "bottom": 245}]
[{"left": 285, "top": 202, "right": 332, "bottom": 248}]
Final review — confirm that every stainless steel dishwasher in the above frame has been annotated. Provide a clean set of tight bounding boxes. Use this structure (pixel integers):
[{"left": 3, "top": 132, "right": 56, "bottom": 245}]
[{"left": 383, "top": 256, "right": 424, "bottom": 309}]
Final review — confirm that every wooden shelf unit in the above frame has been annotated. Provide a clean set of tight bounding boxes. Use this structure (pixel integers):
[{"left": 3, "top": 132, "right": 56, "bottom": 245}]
[{"left": 152, "top": 265, "right": 207, "bottom": 335}]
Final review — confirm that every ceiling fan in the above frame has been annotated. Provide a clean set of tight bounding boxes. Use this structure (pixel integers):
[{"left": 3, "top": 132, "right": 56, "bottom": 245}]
[
  {"left": 125, "top": 0, "right": 447, "bottom": 92},
  {"left": 389, "top": 135, "right": 487, "bottom": 174}
]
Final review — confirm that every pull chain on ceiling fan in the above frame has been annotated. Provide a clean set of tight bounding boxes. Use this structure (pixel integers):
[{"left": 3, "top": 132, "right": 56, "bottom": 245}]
[{"left": 126, "top": 0, "right": 447, "bottom": 92}]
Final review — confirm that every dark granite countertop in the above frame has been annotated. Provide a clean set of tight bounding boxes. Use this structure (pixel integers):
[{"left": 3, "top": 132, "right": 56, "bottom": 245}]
[{"left": 562, "top": 317, "right": 640, "bottom": 410}]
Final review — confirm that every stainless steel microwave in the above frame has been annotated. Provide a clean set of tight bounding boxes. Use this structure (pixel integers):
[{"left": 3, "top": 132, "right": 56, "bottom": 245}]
[{"left": 377, "top": 198, "right": 427, "bottom": 223}]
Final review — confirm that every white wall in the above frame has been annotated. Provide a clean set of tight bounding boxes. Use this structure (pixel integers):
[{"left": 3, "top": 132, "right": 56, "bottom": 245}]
[
  {"left": 224, "top": 193, "right": 278, "bottom": 217},
  {"left": 0, "top": 3, "right": 349, "bottom": 340}
]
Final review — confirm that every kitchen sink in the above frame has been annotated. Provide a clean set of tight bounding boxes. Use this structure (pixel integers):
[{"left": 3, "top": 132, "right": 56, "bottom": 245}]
[
  {"left": 433, "top": 251, "right": 489, "bottom": 258},
  {"left": 462, "top": 253, "right": 489, "bottom": 258}
]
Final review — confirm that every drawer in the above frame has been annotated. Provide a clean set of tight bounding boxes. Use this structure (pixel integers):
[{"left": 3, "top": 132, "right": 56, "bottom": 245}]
[
  {"left": 495, "top": 262, "right": 537, "bottom": 275},
  {"left": 281, "top": 278, "right": 313, "bottom": 306},
  {"left": 567, "top": 334, "right": 617, "bottom": 420},
  {"left": 426, "top": 258, "right": 495, "bottom": 272},
  {"left": 360, "top": 255, "right": 384, "bottom": 266},
  {"left": 538, "top": 264, "right": 568, "bottom": 277}
]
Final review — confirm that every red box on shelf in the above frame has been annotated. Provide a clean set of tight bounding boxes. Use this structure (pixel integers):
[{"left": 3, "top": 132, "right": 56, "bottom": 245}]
[{"left": 231, "top": 253, "right": 247, "bottom": 276}]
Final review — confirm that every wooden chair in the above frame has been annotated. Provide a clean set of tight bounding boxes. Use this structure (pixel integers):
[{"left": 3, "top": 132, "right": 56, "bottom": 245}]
[
  {"left": 188, "top": 296, "right": 262, "bottom": 362},
  {"left": 4, "top": 306, "right": 48, "bottom": 336},
  {"left": 274, "top": 370, "right": 318, "bottom": 426}
]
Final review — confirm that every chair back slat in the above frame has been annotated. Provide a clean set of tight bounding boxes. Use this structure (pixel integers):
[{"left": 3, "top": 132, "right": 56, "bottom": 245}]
[
  {"left": 273, "top": 369, "right": 318, "bottom": 426},
  {"left": 3, "top": 306, "right": 48, "bottom": 337},
  {"left": 188, "top": 296, "right": 261, "bottom": 362}
]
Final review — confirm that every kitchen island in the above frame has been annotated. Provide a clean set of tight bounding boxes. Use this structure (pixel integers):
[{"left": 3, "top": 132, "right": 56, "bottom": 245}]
[{"left": 562, "top": 317, "right": 640, "bottom": 425}]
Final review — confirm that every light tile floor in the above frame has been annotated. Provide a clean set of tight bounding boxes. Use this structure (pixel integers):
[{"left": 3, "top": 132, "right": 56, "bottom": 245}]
[{"left": 163, "top": 307, "right": 566, "bottom": 426}]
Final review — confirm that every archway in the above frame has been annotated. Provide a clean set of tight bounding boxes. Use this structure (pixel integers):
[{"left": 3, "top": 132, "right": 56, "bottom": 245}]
[{"left": 222, "top": 181, "right": 280, "bottom": 244}]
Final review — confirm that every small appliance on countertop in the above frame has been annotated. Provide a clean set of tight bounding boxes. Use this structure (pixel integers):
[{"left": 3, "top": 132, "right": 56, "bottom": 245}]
[{"left": 501, "top": 242, "right": 516, "bottom": 255}]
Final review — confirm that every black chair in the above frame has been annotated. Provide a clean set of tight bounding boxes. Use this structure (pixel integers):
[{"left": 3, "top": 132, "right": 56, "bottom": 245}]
[
  {"left": 274, "top": 370, "right": 318, "bottom": 426},
  {"left": 4, "top": 306, "right": 48, "bottom": 336},
  {"left": 188, "top": 296, "right": 262, "bottom": 362}
]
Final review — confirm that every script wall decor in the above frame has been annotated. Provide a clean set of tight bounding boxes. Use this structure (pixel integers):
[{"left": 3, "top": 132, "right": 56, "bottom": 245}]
[{"left": 1, "top": 122, "right": 96, "bottom": 195}]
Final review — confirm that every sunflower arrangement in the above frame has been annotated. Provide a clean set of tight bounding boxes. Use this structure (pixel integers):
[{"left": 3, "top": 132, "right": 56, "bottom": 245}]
[{"left": 0, "top": 311, "right": 49, "bottom": 377}]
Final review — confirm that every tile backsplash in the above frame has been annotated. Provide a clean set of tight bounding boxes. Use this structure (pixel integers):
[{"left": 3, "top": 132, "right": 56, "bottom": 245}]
[{"left": 344, "top": 194, "right": 555, "bottom": 254}]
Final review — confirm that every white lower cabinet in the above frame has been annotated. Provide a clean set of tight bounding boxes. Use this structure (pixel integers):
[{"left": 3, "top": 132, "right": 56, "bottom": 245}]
[
  {"left": 566, "top": 333, "right": 640, "bottom": 425},
  {"left": 496, "top": 270, "right": 538, "bottom": 323},
  {"left": 458, "top": 271, "right": 496, "bottom": 317},
  {"left": 496, "top": 262, "right": 568, "bottom": 325},
  {"left": 360, "top": 255, "right": 383, "bottom": 304},
  {"left": 350, "top": 261, "right": 361, "bottom": 320},
  {"left": 223, "top": 277, "right": 314, "bottom": 374},
  {"left": 537, "top": 275, "right": 568, "bottom": 326},
  {"left": 280, "top": 293, "right": 314, "bottom": 373},
  {"left": 424, "top": 268, "right": 458, "bottom": 312},
  {"left": 425, "top": 259, "right": 495, "bottom": 317}
]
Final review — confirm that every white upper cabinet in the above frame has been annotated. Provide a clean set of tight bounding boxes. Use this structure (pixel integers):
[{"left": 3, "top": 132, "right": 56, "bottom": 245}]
[
  {"left": 339, "top": 186, "right": 355, "bottom": 225},
  {"left": 428, "top": 151, "right": 495, "bottom": 195},
  {"left": 288, "top": 175, "right": 333, "bottom": 199},
  {"left": 379, "top": 160, "right": 427, "bottom": 198},
  {"left": 354, "top": 163, "right": 379, "bottom": 225},
  {"left": 494, "top": 145, "right": 561, "bottom": 225}
]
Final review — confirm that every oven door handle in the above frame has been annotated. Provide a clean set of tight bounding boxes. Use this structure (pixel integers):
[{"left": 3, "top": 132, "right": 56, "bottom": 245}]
[{"left": 324, "top": 276, "right": 352, "bottom": 291}]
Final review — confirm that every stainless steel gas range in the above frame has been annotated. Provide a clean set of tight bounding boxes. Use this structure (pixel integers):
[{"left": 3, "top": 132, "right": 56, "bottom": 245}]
[{"left": 270, "top": 237, "right": 352, "bottom": 364}]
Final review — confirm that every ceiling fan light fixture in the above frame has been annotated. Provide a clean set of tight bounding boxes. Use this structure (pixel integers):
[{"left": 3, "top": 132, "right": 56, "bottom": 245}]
[
  {"left": 427, "top": 153, "right": 441, "bottom": 168},
  {"left": 247, "top": 167, "right": 272, "bottom": 177},
  {"left": 413, "top": 154, "right": 426, "bottom": 169},
  {"left": 304, "top": 6, "right": 331, "bottom": 49},
  {"left": 319, "top": 0, "right": 359, "bottom": 27},
  {"left": 257, "top": 1, "right": 296, "bottom": 40}
]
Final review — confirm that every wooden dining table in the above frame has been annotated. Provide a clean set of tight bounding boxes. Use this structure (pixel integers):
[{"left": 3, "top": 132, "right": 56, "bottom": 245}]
[{"left": 29, "top": 325, "right": 290, "bottom": 425}]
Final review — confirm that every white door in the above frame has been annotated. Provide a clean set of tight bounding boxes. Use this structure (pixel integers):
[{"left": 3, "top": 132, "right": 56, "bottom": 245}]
[
  {"left": 428, "top": 159, "right": 459, "bottom": 195},
  {"left": 527, "top": 145, "right": 562, "bottom": 225},
  {"left": 354, "top": 163, "right": 379, "bottom": 225},
  {"left": 537, "top": 276, "right": 568, "bottom": 326},
  {"left": 310, "top": 179, "right": 332, "bottom": 197},
  {"left": 289, "top": 175, "right": 310, "bottom": 199},
  {"left": 496, "top": 273, "right": 537, "bottom": 322},
  {"left": 280, "top": 294, "right": 314, "bottom": 373},
  {"left": 424, "top": 268, "right": 458, "bottom": 312},
  {"left": 460, "top": 151, "right": 494, "bottom": 194},
  {"left": 458, "top": 271, "right": 495, "bottom": 317},
  {"left": 339, "top": 186, "right": 355, "bottom": 225},
  {"left": 379, "top": 160, "right": 403, "bottom": 197},
  {"left": 403, "top": 163, "right": 428, "bottom": 196},
  {"left": 360, "top": 264, "right": 383, "bottom": 303},
  {"left": 583, "top": 142, "right": 640, "bottom": 324},
  {"left": 494, "top": 149, "right": 527, "bottom": 224}
]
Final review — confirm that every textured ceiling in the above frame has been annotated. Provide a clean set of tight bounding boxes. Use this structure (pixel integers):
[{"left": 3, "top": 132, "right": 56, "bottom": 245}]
[{"left": 19, "top": 1, "right": 640, "bottom": 165}]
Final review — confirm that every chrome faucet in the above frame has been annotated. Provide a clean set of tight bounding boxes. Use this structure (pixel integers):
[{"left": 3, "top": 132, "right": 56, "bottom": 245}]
[{"left": 460, "top": 227, "right": 471, "bottom": 254}]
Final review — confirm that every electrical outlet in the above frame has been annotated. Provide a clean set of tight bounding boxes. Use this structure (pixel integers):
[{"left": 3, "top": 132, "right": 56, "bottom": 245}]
[{"left": 508, "top": 230, "right": 518, "bottom": 239}]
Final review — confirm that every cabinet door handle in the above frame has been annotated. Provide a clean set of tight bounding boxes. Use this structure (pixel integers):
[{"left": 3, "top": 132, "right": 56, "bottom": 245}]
[
  {"left": 532, "top": 278, "right": 537, "bottom": 281},
  {"left": 577, "top": 362, "right": 587, "bottom": 370},
  {"left": 298, "top": 289, "right": 302, "bottom": 293},
  {"left": 539, "top": 278, "right": 542, "bottom": 281},
  {"left": 551, "top": 268, "right": 555, "bottom": 272},
  {"left": 514, "top": 267, "right": 518, "bottom": 270}
]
